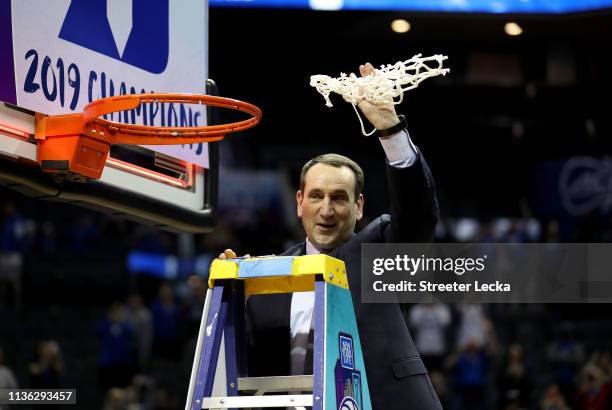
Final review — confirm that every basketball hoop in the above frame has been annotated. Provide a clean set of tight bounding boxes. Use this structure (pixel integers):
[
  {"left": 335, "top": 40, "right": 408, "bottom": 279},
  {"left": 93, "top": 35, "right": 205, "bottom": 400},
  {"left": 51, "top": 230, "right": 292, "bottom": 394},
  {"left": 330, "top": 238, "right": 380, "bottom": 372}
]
[{"left": 34, "top": 93, "right": 262, "bottom": 180}]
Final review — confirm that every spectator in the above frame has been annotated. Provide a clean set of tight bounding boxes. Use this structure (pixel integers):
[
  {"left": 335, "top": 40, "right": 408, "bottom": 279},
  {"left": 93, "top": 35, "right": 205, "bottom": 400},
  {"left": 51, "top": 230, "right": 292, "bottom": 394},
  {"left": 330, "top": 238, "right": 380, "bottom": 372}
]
[
  {"left": 0, "top": 201, "right": 27, "bottom": 309},
  {"left": 547, "top": 322, "right": 584, "bottom": 401},
  {"left": 102, "top": 374, "right": 155, "bottom": 410},
  {"left": 497, "top": 343, "right": 533, "bottom": 409},
  {"left": 543, "top": 220, "right": 561, "bottom": 242},
  {"left": 0, "top": 201, "right": 31, "bottom": 253},
  {"left": 125, "top": 293, "right": 153, "bottom": 369},
  {"left": 540, "top": 384, "right": 570, "bottom": 410},
  {"left": 503, "top": 219, "right": 529, "bottom": 243},
  {"left": 574, "top": 363, "right": 612, "bottom": 410},
  {"left": 151, "top": 283, "right": 183, "bottom": 359},
  {"left": 595, "top": 351, "right": 612, "bottom": 379},
  {"left": 409, "top": 303, "right": 451, "bottom": 371},
  {"left": 125, "top": 374, "right": 155, "bottom": 409},
  {"left": 448, "top": 339, "right": 491, "bottom": 410},
  {"left": 97, "top": 302, "right": 136, "bottom": 390},
  {"left": 28, "top": 340, "right": 64, "bottom": 389},
  {"left": 456, "top": 304, "right": 493, "bottom": 350},
  {"left": 38, "top": 220, "right": 58, "bottom": 256},
  {"left": 152, "top": 388, "right": 180, "bottom": 410},
  {"left": 0, "top": 251, "right": 22, "bottom": 309},
  {"left": 101, "top": 387, "right": 127, "bottom": 410}
]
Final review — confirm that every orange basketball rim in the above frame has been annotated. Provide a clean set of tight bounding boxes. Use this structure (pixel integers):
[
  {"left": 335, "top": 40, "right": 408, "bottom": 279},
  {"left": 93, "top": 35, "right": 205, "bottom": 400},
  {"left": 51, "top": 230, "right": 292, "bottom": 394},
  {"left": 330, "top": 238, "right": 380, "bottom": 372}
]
[{"left": 34, "top": 93, "right": 262, "bottom": 180}]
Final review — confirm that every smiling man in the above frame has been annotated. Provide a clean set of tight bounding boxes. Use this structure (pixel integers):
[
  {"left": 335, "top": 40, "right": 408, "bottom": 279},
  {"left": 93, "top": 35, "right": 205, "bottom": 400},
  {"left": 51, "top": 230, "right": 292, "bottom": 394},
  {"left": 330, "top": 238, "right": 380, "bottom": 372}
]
[
  {"left": 296, "top": 155, "right": 364, "bottom": 251},
  {"left": 236, "top": 63, "right": 441, "bottom": 409}
]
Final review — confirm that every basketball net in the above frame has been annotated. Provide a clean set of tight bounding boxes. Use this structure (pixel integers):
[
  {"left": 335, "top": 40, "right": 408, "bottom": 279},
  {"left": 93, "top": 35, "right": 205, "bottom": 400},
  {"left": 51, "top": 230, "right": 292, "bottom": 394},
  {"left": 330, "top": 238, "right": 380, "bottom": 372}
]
[{"left": 310, "top": 54, "right": 450, "bottom": 136}]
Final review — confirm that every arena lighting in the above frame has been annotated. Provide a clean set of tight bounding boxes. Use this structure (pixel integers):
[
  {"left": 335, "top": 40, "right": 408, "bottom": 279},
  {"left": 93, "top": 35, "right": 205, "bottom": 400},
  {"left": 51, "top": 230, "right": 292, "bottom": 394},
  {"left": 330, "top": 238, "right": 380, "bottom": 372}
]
[
  {"left": 505, "top": 22, "right": 523, "bottom": 36},
  {"left": 391, "top": 19, "right": 411, "bottom": 33},
  {"left": 309, "top": 0, "right": 343, "bottom": 10}
]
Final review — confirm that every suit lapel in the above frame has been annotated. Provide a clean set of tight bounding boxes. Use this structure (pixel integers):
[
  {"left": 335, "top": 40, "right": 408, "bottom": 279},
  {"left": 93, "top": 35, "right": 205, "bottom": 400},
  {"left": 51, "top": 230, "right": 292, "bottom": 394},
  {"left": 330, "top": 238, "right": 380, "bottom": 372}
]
[{"left": 282, "top": 242, "right": 306, "bottom": 257}]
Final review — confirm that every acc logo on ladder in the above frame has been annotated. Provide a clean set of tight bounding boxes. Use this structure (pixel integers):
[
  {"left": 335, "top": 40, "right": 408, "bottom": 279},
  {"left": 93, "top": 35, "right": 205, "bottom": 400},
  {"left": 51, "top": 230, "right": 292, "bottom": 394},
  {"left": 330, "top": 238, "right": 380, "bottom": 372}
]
[
  {"left": 340, "top": 397, "right": 359, "bottom": 410},
  {"left": 58, "top": 0, "right": 169, "bottom": 74}
]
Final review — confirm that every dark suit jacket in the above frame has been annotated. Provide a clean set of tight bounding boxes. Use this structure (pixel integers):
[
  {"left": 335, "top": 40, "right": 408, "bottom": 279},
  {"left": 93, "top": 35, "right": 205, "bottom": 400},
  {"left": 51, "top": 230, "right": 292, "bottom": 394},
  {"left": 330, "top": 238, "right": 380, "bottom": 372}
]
[{"left": 246, "top": 153, "right": 442, "bottom": 409}]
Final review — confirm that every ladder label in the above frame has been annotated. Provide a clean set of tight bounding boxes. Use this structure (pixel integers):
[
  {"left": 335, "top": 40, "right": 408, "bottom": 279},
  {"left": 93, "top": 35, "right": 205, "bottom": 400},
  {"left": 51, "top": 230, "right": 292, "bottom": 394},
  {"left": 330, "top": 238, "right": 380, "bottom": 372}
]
[{"left": 339, "top": 334, "right": 355, "bottom": 370}]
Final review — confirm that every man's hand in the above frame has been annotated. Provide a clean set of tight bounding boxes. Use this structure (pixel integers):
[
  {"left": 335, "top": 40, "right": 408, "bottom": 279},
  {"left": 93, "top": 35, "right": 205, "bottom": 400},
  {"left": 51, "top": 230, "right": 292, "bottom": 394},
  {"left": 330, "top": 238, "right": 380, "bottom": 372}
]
[
  {"left": 218, "top": 249, "right": 236, "bottom": 260},
  {"left": 217, "top": 249, "right": 250, "bottom": 260},
  {"left": 357, "top": 63, "right": 401, "bottom": 130}
]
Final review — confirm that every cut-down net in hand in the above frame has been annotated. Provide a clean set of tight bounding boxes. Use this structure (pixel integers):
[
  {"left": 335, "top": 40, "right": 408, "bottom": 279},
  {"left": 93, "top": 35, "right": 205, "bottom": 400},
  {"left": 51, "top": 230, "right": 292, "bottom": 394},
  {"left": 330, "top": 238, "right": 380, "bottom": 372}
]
[{"left": 309, "top": 54, "right": 450, "bottom": 135}]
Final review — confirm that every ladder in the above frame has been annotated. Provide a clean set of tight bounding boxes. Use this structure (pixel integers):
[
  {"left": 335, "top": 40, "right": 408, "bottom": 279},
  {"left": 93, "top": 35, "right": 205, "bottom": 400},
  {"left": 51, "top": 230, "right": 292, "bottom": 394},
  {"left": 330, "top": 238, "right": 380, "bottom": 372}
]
[{"left": 185, "top": 254, "right": 372, "bottom": 409}]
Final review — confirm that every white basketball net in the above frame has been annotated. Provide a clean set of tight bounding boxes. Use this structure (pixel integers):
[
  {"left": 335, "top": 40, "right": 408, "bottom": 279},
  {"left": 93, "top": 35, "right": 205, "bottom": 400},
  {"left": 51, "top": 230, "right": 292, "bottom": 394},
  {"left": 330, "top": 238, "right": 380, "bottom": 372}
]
[{"left": 310, "top": 54, "right": 450, "bottom": 136}]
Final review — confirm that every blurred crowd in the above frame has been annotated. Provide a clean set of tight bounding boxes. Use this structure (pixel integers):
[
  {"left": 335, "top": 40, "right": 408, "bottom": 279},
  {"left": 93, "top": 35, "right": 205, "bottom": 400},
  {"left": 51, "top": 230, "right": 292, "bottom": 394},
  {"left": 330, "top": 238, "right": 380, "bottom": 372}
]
[
  {"left": 406, "top": 303, "right": 612, "bottom": 410},
  {"left": 2, "top": 189, "right": 612, "bottom": 410}
]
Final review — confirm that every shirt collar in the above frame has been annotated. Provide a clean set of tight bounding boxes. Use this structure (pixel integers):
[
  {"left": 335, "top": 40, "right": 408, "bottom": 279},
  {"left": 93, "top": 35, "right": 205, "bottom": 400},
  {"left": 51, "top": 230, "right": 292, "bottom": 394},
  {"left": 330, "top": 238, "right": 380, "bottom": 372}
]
[{"left": 306, "top": 238, "right": 331, "bottom": 255}]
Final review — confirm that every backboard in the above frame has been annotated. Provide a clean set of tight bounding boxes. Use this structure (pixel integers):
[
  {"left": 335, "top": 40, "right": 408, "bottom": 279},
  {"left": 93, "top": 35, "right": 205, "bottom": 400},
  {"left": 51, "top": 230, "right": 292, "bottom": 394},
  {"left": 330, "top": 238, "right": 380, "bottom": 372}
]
[{"left": 0, "top": 0, "right": 217, "bottom": 233}]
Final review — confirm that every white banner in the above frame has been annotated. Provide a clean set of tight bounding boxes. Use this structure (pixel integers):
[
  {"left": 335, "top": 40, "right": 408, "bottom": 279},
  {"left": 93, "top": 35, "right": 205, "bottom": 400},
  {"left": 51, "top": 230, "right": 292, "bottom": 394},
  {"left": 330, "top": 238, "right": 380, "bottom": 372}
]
[{"left": 10, "top": 0, "right": 209, "bottom": 168}]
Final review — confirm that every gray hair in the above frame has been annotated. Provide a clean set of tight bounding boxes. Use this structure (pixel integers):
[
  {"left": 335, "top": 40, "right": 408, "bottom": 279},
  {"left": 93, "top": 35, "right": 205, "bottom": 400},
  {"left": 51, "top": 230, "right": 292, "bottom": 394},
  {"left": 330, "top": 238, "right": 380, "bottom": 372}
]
[{"left": 299, "top": 153, "right": 364, "bottom": 201}]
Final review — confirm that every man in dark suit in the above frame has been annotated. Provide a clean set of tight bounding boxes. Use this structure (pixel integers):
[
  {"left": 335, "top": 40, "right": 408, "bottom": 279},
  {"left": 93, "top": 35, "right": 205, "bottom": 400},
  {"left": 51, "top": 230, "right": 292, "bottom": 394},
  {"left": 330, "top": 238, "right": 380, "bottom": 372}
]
[{"left": 221, "top": 63, "right": 441, "bottom": 409}]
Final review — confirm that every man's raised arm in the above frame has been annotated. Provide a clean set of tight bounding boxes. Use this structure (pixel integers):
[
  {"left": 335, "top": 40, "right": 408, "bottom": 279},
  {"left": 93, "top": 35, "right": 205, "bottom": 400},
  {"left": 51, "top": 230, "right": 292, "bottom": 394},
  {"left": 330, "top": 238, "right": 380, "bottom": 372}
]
[{"left": 357, "top": 62, "right": 439, "bottom": 243}]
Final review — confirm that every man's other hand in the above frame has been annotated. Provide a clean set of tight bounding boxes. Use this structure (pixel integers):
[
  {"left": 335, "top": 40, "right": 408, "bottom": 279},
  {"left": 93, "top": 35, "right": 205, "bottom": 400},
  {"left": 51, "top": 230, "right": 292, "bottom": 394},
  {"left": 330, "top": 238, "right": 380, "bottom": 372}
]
[
  {"left": 357, "top": 62, "right": 401, "bottom": 130},
  {"left": 217, "top": 249, "right": 250, "bottom": 259}
]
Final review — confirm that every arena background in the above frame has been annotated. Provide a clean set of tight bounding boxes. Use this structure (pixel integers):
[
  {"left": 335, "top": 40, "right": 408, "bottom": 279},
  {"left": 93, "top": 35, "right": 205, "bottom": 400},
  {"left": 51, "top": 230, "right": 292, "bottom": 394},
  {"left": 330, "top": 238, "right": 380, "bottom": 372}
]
[{"left": 1, "top": 3, "right": 612, "bottom": 409}]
